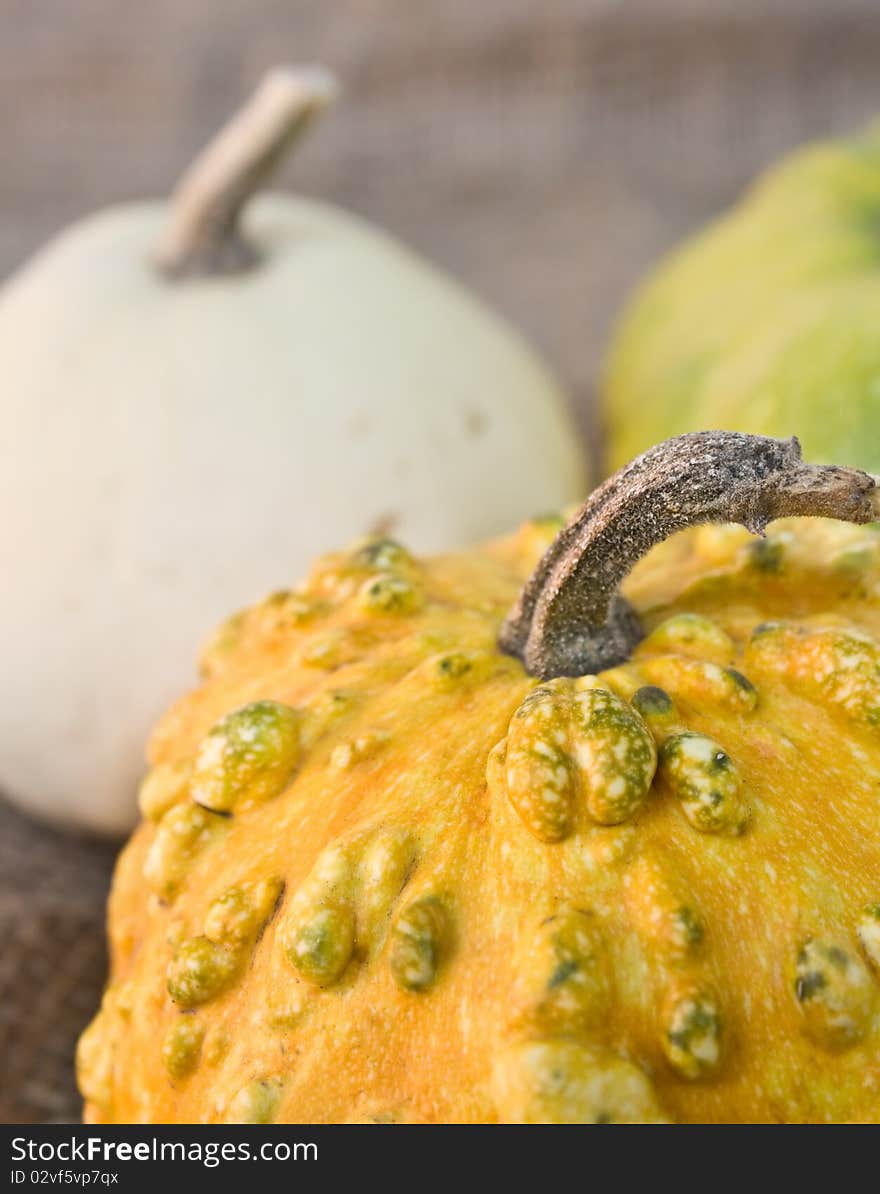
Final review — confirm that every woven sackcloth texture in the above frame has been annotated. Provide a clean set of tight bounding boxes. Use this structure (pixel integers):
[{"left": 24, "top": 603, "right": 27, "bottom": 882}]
[
  {"left": 2, "top": 0, "right": 880, "bottom": 1123},
  {"left": 0, "top": 804, "right": 115, "bottom": 1122}
]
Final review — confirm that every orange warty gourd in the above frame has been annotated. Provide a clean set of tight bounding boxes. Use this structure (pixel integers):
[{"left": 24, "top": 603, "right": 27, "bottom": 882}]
[{"left": 78, "top": 433, "right": 880, "bottom": 1124}]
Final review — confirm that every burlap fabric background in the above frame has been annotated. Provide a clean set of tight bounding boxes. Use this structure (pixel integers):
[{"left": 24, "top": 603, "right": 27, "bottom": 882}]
[{"left": 3, "top": 0, "right": 880, "bottom": 1123}]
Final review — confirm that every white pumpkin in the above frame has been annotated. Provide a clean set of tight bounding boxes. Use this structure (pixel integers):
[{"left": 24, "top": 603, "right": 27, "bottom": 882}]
[{"left": 0, "top": 66, "right": 586, "bottom": 836}]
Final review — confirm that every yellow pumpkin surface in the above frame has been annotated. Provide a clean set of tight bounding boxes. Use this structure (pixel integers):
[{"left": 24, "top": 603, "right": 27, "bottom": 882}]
[{"left": 78, "top": 515, "right": 880, "bottom": 1124}]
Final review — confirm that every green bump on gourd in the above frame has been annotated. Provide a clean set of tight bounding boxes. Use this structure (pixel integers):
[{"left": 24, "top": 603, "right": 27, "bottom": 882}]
[
  {"left": 708, "top": 664, "right": 760, "bottom": 712},
  {"left": 795, "top": 937, "right": 876, "bottom": 1049},
  {"left": 284, "top": 904, "right": 355, "bottom": 987},
  {"left": 261, "top": 589, "right": 322, "bottom": 626},
  {"left": 300, "top": 628, "right": 359, "bottom": 669},
  {"left": 200, "top": 610, "right": 248, "bottom": 674},
  {"left": 161, "top": 1016, "right": 205, "bottom": 1081},
  {"left": 640, "top": 656, "right": 758, "bottom": 714},
  {"left": 225, "top": 1077, "right": 285, "bottom": 1124},
  {"left": 631, "top": 685, "right": 675, "bottom": 719},
  {"left": 659, "top": 732, "right": 749, "bottom": 836},
  {"left": 663, "top": 990, "right": 722, "bottom": 1079},
  {"left": 424, "top": 647, "right": 508, "bottom": 690},
  {"left": 573, "top": 685, "right": 658, "bottom": 826},
  {"left": 431, "top": 652, "right": 475, "bottom": 686},
  {"left": 358, "top": 572, "right": 422, "bottom": 615},
  {"left": 673, "top": 906, "right": 705, "bottom": 953},
  {"left": 166, "top": 936, "right": 242, "bottom": 1008},
  {"left": 631, "top": 686, "right": 680, "bottom": 744},
  {"left": 190, "top": 700, "right": 301, "bottom": 813},
  {"left": 142, "top": 803, "right": 228, "bottom": 899},
  {"left": 138, "top": 759, "right": 193, "bottom": 822},
  {"left": 493, "top": 1039, "right": 667, "bottom": 1124},
  {"left": 330, "top": 731, "right": 390, "bottom": 770},
  {"left": 641, "top": 614, "right": 734, "bottom": 662},
  {"left": 390, "top": 895, "right": 447, "bottom": 992},
  {"left": 747, "top": 625, "right": 880, "bottom": 727},
  {"left": 264, "top": 992, "right": 309, "bottom": 1031},
  {"left": 504, "top": 684, "right": 573, "bottom": 842},
  {"left": 505, "top": 680, "right": 657, "bottom": 842},
  {"left": 264, "top": 588, "right": 295, "bottom": 607},
  {"left": 202, "top": 1028, "right": 232, "bottom": 1067},
  {"left": 359, "top": 828, "right": 417, "bottom": 943},
  {"left": 749, "top": 621, "right": 785, "bottom": 641},
  {"left": 203, "top": 876, "right": 285, "bottom": 946},
  {"left": 726, "top": 668, "right": 757, "bottom": 700},
  {"left": 856, "top": 904, "right": 880, "bottom": 970},
  {"left": 305, "top": 688, "right": 359, "bottom": 743},
  {"left": 831, "top": 542, "right": 880, "bottom": 574},
  {"left": 352, "top": 537, "right": 414, "bottom": 573},
  {"left": 517, "top": 908, "right": 610, "bottom": 1035},
  {"left": 746, "top": 536, "right": 785, "bottom": 574}
]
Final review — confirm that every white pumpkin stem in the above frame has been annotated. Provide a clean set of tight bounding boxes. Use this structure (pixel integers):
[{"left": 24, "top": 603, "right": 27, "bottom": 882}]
[
  {"left": 500, "top": 432, "right": 879, "bottom": 679},
  {"left": 155, "top": 66, "right": 338, "bottom": 278}
]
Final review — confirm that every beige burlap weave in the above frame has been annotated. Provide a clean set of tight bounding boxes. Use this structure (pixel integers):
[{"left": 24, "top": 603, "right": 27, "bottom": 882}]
[{"left": 2, "top": 0, "right": 880, "bottom": 1122}]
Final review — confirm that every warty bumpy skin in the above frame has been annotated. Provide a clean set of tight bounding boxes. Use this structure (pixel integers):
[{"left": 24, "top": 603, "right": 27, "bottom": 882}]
[{"left": 79, "top": 436, "right": 880, "bottom": 1123}]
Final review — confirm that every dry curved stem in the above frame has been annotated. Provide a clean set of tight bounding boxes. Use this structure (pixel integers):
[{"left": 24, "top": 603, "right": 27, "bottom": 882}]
[
  {"left": 500, "top": 431, "right": 879, "bottom": 680},
  {"left": 155, "top": 65, "right": 338, "bottom": 279}
]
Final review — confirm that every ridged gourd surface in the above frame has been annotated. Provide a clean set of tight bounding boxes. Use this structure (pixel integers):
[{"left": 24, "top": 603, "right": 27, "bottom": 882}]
[{"left": 78, "top": 515, "right": 880, "bottom": 1123}]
